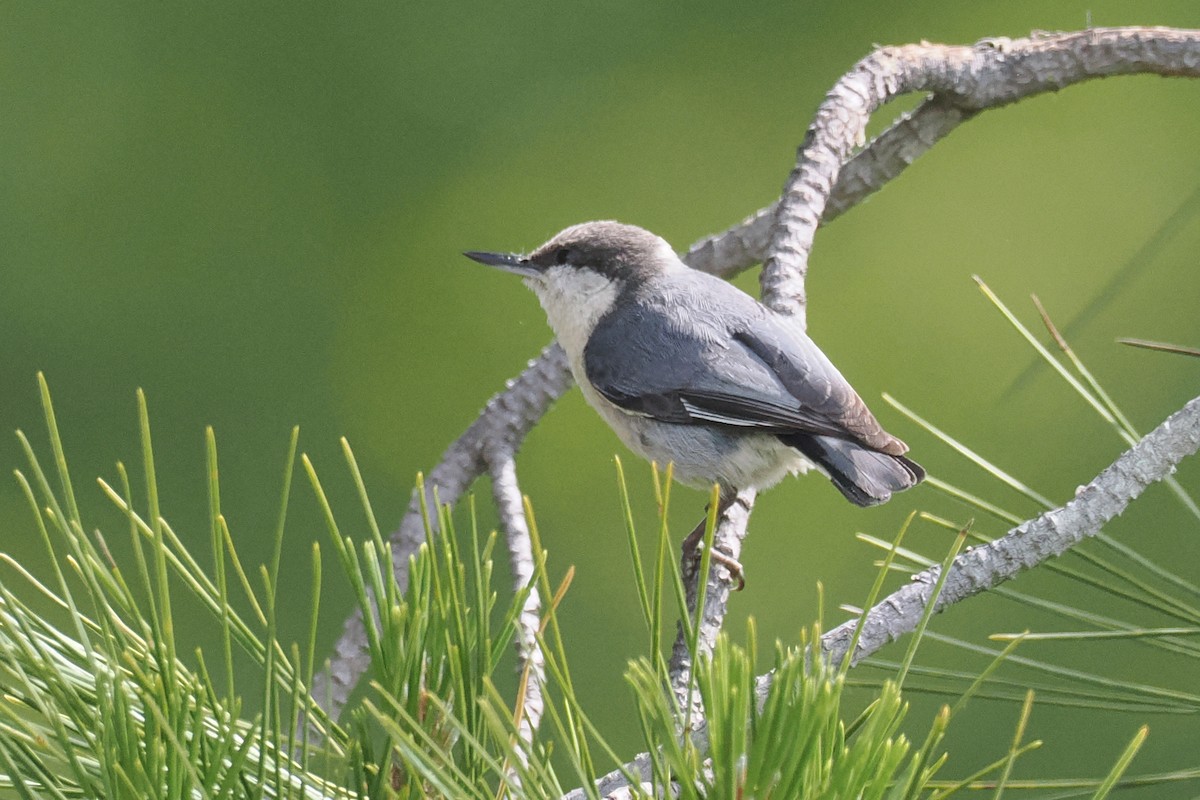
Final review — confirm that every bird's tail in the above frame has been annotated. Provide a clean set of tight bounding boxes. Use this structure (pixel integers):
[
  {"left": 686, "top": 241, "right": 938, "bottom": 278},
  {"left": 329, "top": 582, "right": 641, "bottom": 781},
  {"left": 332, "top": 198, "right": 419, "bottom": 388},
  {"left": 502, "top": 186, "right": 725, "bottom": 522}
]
[{"left": 781, "top": 433, "right": 925, "bottom": 507}]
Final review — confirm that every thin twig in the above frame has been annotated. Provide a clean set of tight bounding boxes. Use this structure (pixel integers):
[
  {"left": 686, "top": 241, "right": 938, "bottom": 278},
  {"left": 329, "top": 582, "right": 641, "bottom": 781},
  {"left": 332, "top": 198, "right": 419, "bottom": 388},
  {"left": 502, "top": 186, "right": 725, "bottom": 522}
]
[
  {"left": 489, "top": 449, "right": 545, "bottom": 750},
  {"left": 667, "top": 489, "right": 756, "bottom": 723}
]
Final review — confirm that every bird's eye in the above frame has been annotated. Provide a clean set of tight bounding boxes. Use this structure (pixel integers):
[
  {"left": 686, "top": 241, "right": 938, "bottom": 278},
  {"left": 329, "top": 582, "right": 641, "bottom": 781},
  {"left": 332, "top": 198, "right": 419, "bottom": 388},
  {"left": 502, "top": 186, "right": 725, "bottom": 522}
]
[{"left": 554, "top": 248, "right": 570, "bottom": 265}]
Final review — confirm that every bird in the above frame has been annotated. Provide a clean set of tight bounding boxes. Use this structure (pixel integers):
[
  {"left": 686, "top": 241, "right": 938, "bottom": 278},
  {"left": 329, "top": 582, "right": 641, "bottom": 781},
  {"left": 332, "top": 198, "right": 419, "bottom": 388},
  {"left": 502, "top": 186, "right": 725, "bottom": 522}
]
[{"left": 464, "top": 221, "right": 923, "bottom": 526}]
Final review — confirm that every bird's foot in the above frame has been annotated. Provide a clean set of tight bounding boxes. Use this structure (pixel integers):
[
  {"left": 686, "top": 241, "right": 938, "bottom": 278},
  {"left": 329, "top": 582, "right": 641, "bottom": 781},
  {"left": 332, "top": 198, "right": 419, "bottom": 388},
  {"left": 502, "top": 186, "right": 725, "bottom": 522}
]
[{"left": 682, "top": 511, "right": 745, "bottom": 591}]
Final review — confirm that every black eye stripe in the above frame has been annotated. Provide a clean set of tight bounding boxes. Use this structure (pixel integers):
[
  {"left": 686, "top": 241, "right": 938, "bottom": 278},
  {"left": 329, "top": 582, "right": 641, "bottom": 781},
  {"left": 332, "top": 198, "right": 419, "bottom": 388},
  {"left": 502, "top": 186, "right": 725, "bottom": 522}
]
[{"left": 555, "top": 248, "right": 570, "bottom": 265}]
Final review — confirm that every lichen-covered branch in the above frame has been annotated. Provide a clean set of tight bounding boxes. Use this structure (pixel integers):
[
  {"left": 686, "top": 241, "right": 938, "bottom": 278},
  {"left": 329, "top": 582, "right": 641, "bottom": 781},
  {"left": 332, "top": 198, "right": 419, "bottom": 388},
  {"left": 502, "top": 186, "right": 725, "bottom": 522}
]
[
  {"left": 762, "top": 26, "right": 1200, "bottom": 326},
  {"left": 818, "top": 393, "right": 1200, "bottom": 668},
  {"left": 489, "top": 448, "right": 545, "bottom": 750}
]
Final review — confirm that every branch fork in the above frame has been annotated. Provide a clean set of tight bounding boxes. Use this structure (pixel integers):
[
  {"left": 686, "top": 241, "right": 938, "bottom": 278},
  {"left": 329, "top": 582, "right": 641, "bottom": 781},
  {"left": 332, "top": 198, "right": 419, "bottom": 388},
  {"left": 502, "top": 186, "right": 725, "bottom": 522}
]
[{"left": 309, "top": 29, "right": 1200, "bottom": 794}]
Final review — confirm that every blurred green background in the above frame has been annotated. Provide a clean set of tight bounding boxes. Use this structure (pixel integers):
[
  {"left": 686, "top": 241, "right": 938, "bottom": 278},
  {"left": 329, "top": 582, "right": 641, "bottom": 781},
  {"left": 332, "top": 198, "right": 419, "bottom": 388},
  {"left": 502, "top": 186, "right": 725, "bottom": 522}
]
[{"left": 2, "top": 1, "right": 1199, "bottom": 792}]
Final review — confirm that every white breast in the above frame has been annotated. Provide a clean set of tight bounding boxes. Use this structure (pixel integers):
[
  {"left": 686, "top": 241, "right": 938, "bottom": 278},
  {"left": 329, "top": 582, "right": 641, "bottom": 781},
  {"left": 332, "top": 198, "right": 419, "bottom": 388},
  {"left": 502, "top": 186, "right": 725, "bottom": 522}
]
[{"left": 526, "top": 265, "right": 620, "bottom": 365}]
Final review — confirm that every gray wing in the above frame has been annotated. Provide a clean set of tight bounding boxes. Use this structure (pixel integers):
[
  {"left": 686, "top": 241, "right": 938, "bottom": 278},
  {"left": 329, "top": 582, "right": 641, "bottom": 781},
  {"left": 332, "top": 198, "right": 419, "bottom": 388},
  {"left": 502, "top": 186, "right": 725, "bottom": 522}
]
[{"left": 583, "top": 288, "right": 906, "bottom": 455}]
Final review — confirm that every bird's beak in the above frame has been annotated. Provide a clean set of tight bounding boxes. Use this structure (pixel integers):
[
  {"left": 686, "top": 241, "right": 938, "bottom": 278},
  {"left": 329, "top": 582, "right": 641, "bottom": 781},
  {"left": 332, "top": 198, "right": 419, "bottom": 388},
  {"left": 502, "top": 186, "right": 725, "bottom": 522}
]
[{"left": 463, "top": 250, "right": 541, "bottom": 278}]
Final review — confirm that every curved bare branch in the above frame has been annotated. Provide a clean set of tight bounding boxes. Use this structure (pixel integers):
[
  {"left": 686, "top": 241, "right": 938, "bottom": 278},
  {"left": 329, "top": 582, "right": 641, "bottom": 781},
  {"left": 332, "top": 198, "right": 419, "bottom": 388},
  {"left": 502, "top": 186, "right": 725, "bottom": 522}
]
[
  {"left": 314, "top": 27, "right": 1200, "bottom": 744},
  {"left": 762, "top": 26, "right": 1200, "bottom": 325}
]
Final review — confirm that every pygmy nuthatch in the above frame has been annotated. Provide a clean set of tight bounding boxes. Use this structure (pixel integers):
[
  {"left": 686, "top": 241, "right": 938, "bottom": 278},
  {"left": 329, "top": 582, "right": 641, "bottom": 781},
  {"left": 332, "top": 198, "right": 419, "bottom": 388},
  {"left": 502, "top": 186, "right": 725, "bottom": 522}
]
[{"left": 465, "top": 221, "right": 924, "bottom": 510}]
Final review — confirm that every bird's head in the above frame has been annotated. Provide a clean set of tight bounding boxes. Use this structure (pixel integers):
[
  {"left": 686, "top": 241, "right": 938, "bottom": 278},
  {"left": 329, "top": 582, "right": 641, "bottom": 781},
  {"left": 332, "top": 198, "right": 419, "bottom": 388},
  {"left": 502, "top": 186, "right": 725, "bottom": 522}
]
[
  {"left": 465, "top": 220, "right": 679, "bottom": 297},
  {"left": 464, "top": 221, "right": 683, "bottom": 353}
]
